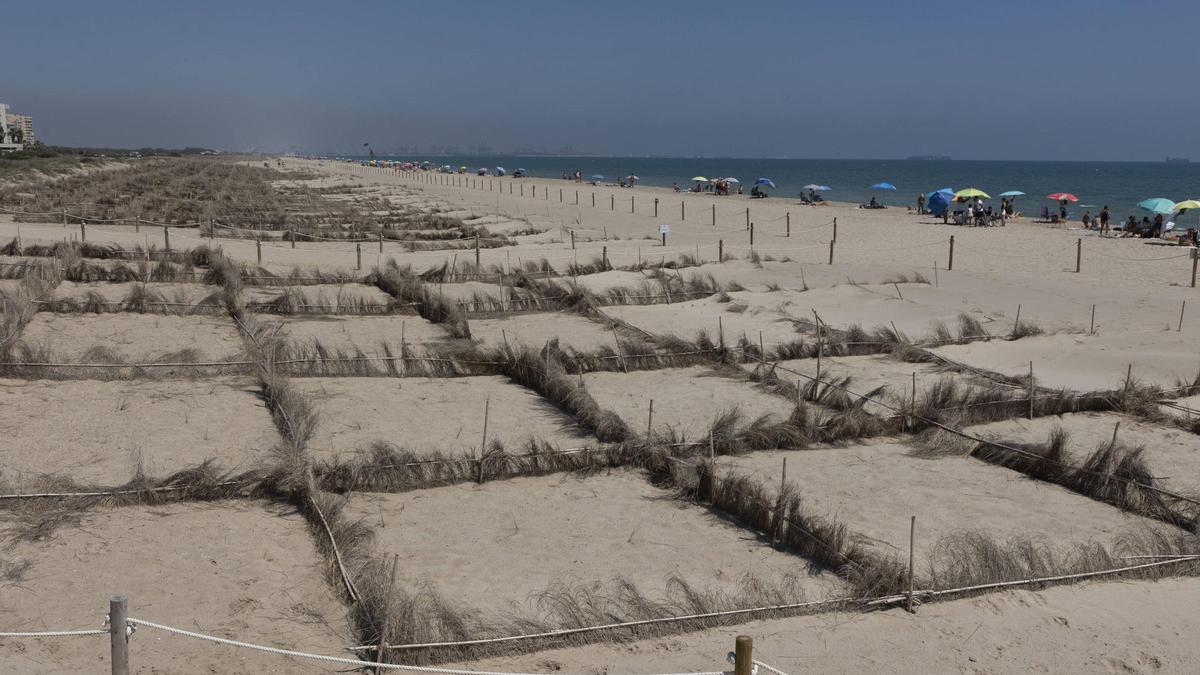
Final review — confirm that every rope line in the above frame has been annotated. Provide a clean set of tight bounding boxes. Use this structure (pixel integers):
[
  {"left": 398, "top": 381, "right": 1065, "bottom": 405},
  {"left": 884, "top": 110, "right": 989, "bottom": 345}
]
[{"left": 0, "top": 628, "right": 108, "bottom": 638}]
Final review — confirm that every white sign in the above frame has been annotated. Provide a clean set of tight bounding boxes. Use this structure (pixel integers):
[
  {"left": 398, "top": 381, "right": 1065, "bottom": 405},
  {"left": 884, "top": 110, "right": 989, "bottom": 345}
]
[{"left": 658, "top": 224, "right": 670, "bottom": 235}]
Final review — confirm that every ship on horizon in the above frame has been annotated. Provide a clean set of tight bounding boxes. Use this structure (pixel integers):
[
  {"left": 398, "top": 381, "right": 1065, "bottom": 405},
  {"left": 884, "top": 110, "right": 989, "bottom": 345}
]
[{"left": 906, "top": 155, "right": 951, "bottom": 161}]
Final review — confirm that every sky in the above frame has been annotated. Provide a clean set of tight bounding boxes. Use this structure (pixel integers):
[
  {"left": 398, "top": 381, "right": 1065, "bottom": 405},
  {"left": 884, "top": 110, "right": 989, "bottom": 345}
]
[{"left": 4, "top": 0, "right": 1199, "bottom": 160}]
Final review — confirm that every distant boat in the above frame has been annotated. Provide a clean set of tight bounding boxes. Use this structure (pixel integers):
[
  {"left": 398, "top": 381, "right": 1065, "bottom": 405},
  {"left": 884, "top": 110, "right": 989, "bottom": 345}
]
[
  {"left": 1166, "top": 156, "right": 1190, "bottom": 164},
  {"left": 906, "top": 155, "right": 952, "bottom": 161}
]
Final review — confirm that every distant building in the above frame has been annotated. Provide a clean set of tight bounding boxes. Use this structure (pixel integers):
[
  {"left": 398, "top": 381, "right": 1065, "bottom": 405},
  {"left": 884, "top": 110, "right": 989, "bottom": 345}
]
[{"left": 0, "top": 103, "right": 34, "bottom": 150}]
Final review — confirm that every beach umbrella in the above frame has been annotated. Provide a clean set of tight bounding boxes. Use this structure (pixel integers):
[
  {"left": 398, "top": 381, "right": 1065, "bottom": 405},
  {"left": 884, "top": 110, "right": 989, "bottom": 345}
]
[
  {"left": 725, "top": 177, "right": 740, "bottom": 184},
  {"left": 999, "top": 190, "right": 1025, "bottom": 197},
  {"left": 1047, "top": 192, "right": 1078, "bottom": 202},
  {"left": 802, "top": 183, "right": 823, "bottom": 190},
  {"left": 754, "top": 178, "right": 776, "bottom": 188},
  {"left": 928, "top": 191, "right": 953, "bottom": 217},
  {"left": 590, "top": 174, "right": 605, "bottom": 180},
  {"left": 1139, "top": 198, "right": 1177, "bottom": 214},
  {"left": 628, "top": 175, "right": 640, "bottom": 181},
  {"left": 870, "top": 181, "right": 896, "bottom": 205},
  {"left": 691, "top": 176, "right": 709, "bottom": 182},
  {"left": 954, "top": 188, "right": 991, "bottom": 200},
  {"left": 925, "top": 187, "right": 954, "bottom": 199},
  {"left": 817, "top": 185, "right": 831, "bottom": 191},
  {"left": 1173, "top": 200, "right": 1200, "bottom": 211}
]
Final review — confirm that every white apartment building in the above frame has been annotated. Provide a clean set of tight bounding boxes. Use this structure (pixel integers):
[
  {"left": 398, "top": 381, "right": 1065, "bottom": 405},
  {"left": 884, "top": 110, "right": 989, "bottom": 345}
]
[{"left": 0, "top": 103, "right": 35, "bottom": 150}]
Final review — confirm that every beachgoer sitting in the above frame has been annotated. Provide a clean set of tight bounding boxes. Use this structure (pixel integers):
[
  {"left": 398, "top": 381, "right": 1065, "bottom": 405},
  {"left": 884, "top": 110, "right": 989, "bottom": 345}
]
[{"left": 799, "top": 193, "right": 813, "bottom": 204}]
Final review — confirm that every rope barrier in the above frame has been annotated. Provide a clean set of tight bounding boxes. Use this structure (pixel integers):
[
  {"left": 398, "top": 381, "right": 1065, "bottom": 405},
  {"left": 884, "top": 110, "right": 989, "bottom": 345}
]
[{"left": 0, "top": 628, "right": 108, "bottom": 638}]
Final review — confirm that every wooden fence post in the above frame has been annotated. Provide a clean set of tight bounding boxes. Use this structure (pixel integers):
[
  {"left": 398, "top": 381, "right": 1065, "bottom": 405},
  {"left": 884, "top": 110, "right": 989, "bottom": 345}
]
[
  {"left": 833, "top": 217, "right": 838, "bottom": 242},
  {"left": 379, "top": 232, "right": 384, "bottom": 253},
  {"left": 163, "top": 226, "right": 170, "bottom": 251},
  {"left": 718, "top": 239, "right": 724, "bottom": 262},
  {"left": 948, "top": 235, "right": 955, "bottom": 271},
  {"left": 749, "top": 222, "right": 754, "bottom": 248},
  {"left": 356, "top": 242, "right": 362, "bottom": 270},
  {"left": 745, "top": 207, "right": 749, "bottom": 229},
  {"left": 475, "top": 235, "right": 481, "bottom": 268},
  {"left": 80, "top": 222, "right": 86, "bottom": 242},
  {"left": 110, "top": 595, "right": 129, "bottom": 675},
  {"left": 654, "top": 198, "right": 659, "bottom": 217},
  {"left": 1076, "top": 238, "right": 1082, "bottom": 273},
  {"left": 786, "top": 211, "right": 790, "bottom": 237},
  {"left": 256, "top": 238, "right": 262, "bottom": 264},
  {"left": 828, "top": 239, "right": 835, "bottom": 265},
  {"left": 734, "top": 635, "right": 753, "bottom": 675},
  {"left": 906, "top": 516, "right": 917, "bottom": 612}
]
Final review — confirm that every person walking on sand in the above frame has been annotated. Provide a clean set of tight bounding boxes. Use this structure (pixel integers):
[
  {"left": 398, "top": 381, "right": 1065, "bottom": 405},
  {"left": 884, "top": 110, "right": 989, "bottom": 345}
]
[
  {"left": 917, "top": 193, "right": 926, "bottom": 215},
  {"left": 1099, "top": 205, "right": 1110, "bottom": 237}
]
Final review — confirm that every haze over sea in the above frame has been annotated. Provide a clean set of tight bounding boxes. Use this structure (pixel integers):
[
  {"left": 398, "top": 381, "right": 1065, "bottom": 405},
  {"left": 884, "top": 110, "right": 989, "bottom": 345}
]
[{"left": 365, "top": 156, "right": 1200, "bottom": 220}]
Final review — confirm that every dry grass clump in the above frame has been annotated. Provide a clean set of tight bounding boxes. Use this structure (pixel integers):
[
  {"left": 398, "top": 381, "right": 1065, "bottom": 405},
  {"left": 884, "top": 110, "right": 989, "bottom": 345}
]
[
  {"left": 916, "top": 425, "right": 1199, "bottom": 529},
  {"left": 0, "top": 460, "right": 261, "bottom": 543},
  {"left": 314, "top": 439, "right": 610, "bottom": 494},
  {"left": 246, "top": 286, "right": 407, "bottom": 316},
  {"left": 924, "top": 528, "right": 1200, "bottom": 598},
  {"left": 675, "top": 460, "right": 906, "bottom": 598},
  {"left": 272, "top": 339, "right": 494, "bottom": 378},
  {"left": 489, "top": 343, "right": 631, "bottom": 443},
  {"left": 366, "top": 260, "right": 471, "bottom": 338}
]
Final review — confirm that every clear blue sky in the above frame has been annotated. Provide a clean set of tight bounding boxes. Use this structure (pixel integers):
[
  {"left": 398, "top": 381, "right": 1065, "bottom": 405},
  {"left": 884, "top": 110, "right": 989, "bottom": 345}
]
[{"left": 5, "top": 0, "right": 1199, "bottom": 160}]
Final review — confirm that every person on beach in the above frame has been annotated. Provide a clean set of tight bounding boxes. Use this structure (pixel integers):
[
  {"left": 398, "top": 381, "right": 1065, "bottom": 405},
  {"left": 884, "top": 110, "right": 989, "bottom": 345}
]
[
  {"left": 1099, "top": 206, "right": 1110, "bottom": 236},
  {"left": 1151, "top": 213, "right": 1164, "bottom": 238},
  {"left": 917, "top": 193, "right": 926, "bottom": 215},
  {"left": 672, "top": 182, "right": 680, "bottom": 192},
  {"left": 1082, "top": 210, "right": 1092, "bottom": 229},
  {"left": 1060, "top": 200, "right": 1069, "bottom": 222},
  {"left": 1122, "top": 215, "right": 1138, "bottom": 237}
]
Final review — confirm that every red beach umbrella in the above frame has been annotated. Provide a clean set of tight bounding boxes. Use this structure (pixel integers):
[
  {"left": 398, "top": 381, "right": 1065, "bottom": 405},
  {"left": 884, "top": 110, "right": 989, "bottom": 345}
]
[{"left": 1046, "top": 192, "right": 1079, "bottom": 202}]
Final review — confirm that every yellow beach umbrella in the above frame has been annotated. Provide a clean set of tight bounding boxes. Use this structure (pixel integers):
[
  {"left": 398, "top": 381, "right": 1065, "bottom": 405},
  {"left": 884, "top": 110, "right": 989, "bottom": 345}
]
[
  {"left": 1173, "top": 200, "right": 1200, "bottom": 211},
  {"left": 954, "top": 188, "right": 991, "bottom": 199}
]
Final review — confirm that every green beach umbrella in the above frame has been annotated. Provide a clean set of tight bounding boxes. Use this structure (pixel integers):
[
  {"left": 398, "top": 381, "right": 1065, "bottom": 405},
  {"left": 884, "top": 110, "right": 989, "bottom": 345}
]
[
  {"left": 1172, "top": 200, "right": 1200, "bottom": 211},
  {"left": 954, "top": 188, "right": 991, "bottom": 199},
  {"left": 1138, "top": 197, "right": 1177, "bottom": 214}
]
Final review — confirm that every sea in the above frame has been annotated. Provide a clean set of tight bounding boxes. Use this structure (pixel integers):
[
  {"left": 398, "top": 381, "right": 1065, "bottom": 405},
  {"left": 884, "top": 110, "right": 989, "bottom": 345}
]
[{"left": 360, "top": 156, "right": 1200, "bottom": 221}]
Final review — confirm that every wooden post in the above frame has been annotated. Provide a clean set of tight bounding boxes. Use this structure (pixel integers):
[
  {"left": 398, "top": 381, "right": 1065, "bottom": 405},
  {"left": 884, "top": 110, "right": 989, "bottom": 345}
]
[
  {"left": 576, "top": 190, "right": 579, "bottom": 205},
  {"left": 906, "top": 516, "right": 916, "bottom": 613},
  {"left": 894, "top": 282, "right": 903, "bottom": 300},
  {"left": 256, "top": 238, "right": 262, "bottom": 264},
  {"left": 1075, "top": 238, "right": 1082, "bottom": 273},
  {"left": 646, "top": 399, "right": 654, "bottom": 440},
  {"left": 62, "top": 208, "right": 67, "bottom": 227},
  {"left": 828, "top": 239, "right": 835, "bottom": 265},
  {"left": 1124, "top": 363, "right": 1133, "bottom": 393},
  {"left": 712, "top": 203, "right": 715, "bottom": 226},
  {"left": 1179, "top": 300, "right": 1186, "bottom": 332},
  {"left": 1192, "top": 251, "right": 1198, "bottom": 288},
  {"left": 611, "top": 194, "right": 614, "bottom": 211},
  {"left": 1090, "top": 304, "right": 1096, "bottom": 334},
  {"left": 661, "top": 230, "right": 667, "bottom": 247},
  {"left": 480, "top": 397, "right": 490, "bottom": 466},
  {"left": 749, "top": 222, "right": 754, "bottom": 248},
  {"left": 718, "top": 315, "right": 725, "bottom": 350},
  {"left": 592, "top": 192, "right": 595, "bottom": 207},
  {"left": 786, "top": 212, "right": 791, "bottom": 237},
  {"left": 356, "top": 242, "right": 362, "bottom": 270},
  {"left": 570, "top": 230, "right": 576, "bottom": 250},
  {"left": 110, "top": 595, "right": 129, "bottom": 675},
  {"left": 1012, "top": 304, "right": 1022, "bottom": 338},
  {"left": 379, "top": 232, "right": 384, "bottom": 253},
  {"left": 631, "top": 195, "right": 635, "bottom": 213},
  {"left": 163, "top": 226, "right": 170, "bottom": 250},
  {"left": 745, "top": 207, "right": 750, "bottom": 229},
  {"left": 1028, "top": 361, "right": 1035, "bottom": 419},
  {"left": 734, "top": 635, "right": 753, "bottom": 675},
  {"left": 475, "top": 235, "right": 481, "bottom": 268},
  {"left": 948, "top": 235, "right": 955, "bottom": 271},
  {"left": 814, "top": 310, "right": 823, "bottom": 386},
  {"left": 80, "top": 222, "right": 86, "bottom": 242},
  {"left": 718, "top": 239, "right": 724, "bottom": 263},
  {"left": 654, "top": 198, "right": 659, "bottom": 217},
  {"left": 833, "top": 217, "right": 838, "bottom": 242},
  {"left": 910, "top": 371, "right": 917, "bottom": 430},
  {"left": 602, "top": 246, "right": 608, "bottom": 269},
  {"left": 291, "top": 229, "right": 297, "bottom": 248}
]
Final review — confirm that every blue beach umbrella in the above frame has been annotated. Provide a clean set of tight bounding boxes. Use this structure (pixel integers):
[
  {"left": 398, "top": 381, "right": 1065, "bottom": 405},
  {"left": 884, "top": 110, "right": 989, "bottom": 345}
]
[
  {"left": 925, "top": 187, "right": 954, "bottom": 199},
  {"left": 871, "top": 182, "right": 896, "bottom": 205},
  {"left": 754, "top": 177, "right": 776, "bottom": 188},
  {"left": 1138, "top": 197, "right": 1177, "bottom": 214},
  {"left": 927, "top": 191, "right": 953, "bottom": 217},
  {"left": 999, "top": 190, "right": 1026, "bottom": 197},
  {"left": 590, "top": 174, "right": 605, "bottom": 180},
  {"left": 817, "top": 185, "right": 831, "bottom": 191},
  {"left": 495, "top": 166, "right": 507, "bottom": 175}
]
